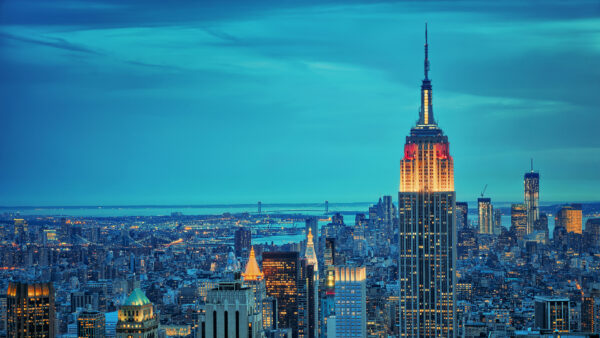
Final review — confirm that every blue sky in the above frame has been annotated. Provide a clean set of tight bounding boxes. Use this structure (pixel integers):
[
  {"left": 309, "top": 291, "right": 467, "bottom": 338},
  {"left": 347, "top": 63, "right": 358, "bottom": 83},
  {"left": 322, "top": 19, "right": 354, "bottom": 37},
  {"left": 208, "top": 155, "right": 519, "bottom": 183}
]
[{"left": 0, "top": 0, "right": 599, "bottom": 205}]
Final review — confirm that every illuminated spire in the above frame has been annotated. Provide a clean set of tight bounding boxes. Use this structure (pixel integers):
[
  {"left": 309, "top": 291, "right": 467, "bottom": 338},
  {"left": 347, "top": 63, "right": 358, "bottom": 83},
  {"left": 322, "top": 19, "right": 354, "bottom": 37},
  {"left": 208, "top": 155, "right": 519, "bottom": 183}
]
[
  {"left": 418, "top": 23, "right": 435, "bottom": 126},
  {"left": 304, "top": 228, "right": 318, "bottom": 270},
  {"left": 424, "top": 23, "right": 429, "bottom": 80},
  {"left": 242, "top": 247, "right": 263, "bottom": 281}
]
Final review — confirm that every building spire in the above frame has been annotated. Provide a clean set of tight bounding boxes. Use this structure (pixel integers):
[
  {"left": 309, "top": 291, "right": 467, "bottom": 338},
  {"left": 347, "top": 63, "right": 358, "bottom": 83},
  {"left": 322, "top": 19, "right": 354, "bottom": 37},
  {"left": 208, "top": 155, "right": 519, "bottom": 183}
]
[
  {"left": 425, "top": 22, "right": 429, "bottom": 80},
  {"left": 417, "top": 23, "right": 435, "bottom": 126},
  {"left": 304, "top": 228, "right": 318, "bottom": 270}
]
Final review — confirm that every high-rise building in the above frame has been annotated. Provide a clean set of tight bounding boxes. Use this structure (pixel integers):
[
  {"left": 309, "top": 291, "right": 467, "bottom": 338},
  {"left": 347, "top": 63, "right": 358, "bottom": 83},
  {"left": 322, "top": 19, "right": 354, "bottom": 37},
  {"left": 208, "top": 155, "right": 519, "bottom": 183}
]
[
  {"left": 382, "top": 195, "right": 395, "bottom": 226},
  {"left": 116, "top": 288, "right": 159, "bottom": 338},
  {"left": 334, "top": 266, "right": 366, "bottom": 338},
  {"left": 455, "top": 202, "right": 468, "bottom": 229},
  {"left": 324, "top": 238, "right": 335, "bottom": 267},
  {"left": 398, "top": 26, "right": 456, "bottom": 337},
  {"left": 585, "top": 218, "right": 600, "bottom": 248},
  {"left": 7, "top": 281, "right": 55, "bottom": 338},
  {"left": 511, "top": 204, "right": 527, "bottom": 240},
  {"left": 493, "top": 209, "right": 502, "bottom": 235},
  {"left": 242, "top": 247, "right": 266, "bottom": 332},
  {"left": 556, "top": 205, "right": 583, "bottom": 234},
  {"left": 78, "top": 307, "right": 105, "bottom": 338},
  {"left": 298, "top": 229, "right": 318, "bottom": 338},
  {"left": 534, "top": 297, "right": 570, "bottom": 332},
  {"left": 204, "top": 279, "right": 262, "bottom": 338},
  {"left": 581, "top": 297, "right": 596, "bottom": 333},
  {"left": 524, "top": 165, "right": 540, "bottom": 235},
  {"left": 478, "top": 198, "right": 493, "bottom": 234},
  {"left": 235, "top": 227, "right": 252, "bottom": 257},
  {"left": 263, "top": 251, "right": 300, "bottom": 337}
]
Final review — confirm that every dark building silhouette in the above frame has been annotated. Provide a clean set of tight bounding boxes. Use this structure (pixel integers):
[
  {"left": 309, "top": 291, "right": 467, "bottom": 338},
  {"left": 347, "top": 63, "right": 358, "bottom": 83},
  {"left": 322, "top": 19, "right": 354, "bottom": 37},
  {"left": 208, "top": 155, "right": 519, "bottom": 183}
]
[
  {"left": 234, "top": 227, "right": 252, "bottom": 257},
  {"left": 262, "top": 251, "right": 300, "bottom": 338},
  {"left": 7, "top": 281, "right": 56, "bottom": 338}
]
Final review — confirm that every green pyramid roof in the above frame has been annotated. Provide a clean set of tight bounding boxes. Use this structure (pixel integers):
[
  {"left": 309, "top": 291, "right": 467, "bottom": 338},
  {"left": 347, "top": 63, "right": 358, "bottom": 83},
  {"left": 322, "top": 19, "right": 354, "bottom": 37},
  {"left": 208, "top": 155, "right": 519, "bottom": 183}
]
[{"left": 124, "top": 288, "right": 151, "bottom": 306}]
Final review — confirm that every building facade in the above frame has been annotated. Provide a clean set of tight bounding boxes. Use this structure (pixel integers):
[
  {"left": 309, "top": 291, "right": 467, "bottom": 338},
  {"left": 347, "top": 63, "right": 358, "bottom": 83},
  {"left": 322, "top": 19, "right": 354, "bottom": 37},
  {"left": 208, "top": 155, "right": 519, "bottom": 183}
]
[
  {"left": 203, "top": 280, "right": 262, "bottom": 338},
  {"left": 556, "top": 205, "right": 583, "bottom": 234},
  {"left": 334, "top": 266, "right": 366, "bottom": 338},
  {"left": 263, "top": 251, "right": 300, "bottom": 337},
  {"left": 7, "top": 281, "right": 55, "bottom": 338},
  {"left": 78, "top": 308, "right": 106, "bottom": 338},
  {"left": 398, "top": 27, "right": 456, "bottom": 337},
  {"left": 116, "top": 288, "right": 158, "bottom": 338},
  {"left": 478, "top": 198, "right": 493, "bottom": 234},
  {"left": 534, "top": 297, "right": 570, "bottom": 332},
  {"left": 511, "top": 204, "right": 527, "bottom": 240},
  {"left": 524, "top": 169, "right": 540, "bottom": 235}
]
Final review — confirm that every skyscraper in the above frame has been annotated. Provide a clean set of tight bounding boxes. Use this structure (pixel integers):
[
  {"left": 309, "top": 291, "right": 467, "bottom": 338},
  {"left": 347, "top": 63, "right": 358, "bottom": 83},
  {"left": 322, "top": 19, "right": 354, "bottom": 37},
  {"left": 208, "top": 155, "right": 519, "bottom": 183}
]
[
  {"left": 234, "top": 227, "right": 252, "bottom": 257},
  {"left": 116, "top": 288, "right": 159, "bottom": 338},
  {"left": 511, "top": 204, "right": 527, "bottom": 240},
  {"left": 242, "top": 247, "right": 267, "bottom": 332},
  {"left": 263, "top": 251, "right": 300, "bottom": 337},
  {"left": 299, "top": 229, "right": 319, "bottom": 338},
  {"left": 398, "top": 26, "right": 456, "bottom": 337},
  {"left": 204, "top": 279, "right": 263, "bottom": 338},
  {"left": 7, "top": 282, "right": 56, "bottom": 338},
  {"left": 493, "top": 209, "right": 502, "bottom": 235},
  {"left": 78, "top": 307, "right": 106, "bottom": 338},
  {"left": 334, "top": 266, "right": 366, "bottom": 338},
  {"left": 455, "top": 202, "right": 468, "bottom": 229},
  {"left": 477, "top": 198, "right": 493, "bottom": 234},
  {"left": 534, "top": 297, "right": 570, "bottom": 332},
  {"left": 556, "top": 205, "right": 583, "bottom": 234},
  {"left": 524, "top": 163, "right": 540, "bottom": 235}
]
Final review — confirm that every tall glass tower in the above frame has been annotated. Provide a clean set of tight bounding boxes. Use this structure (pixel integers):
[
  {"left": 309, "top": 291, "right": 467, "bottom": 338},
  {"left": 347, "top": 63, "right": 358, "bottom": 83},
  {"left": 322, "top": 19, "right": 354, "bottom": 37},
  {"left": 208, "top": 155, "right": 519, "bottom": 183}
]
[
  {"left": 398, "top": 25, "right": 456, "bottom": 337},
  {"left": 524, "top": 161, "right": 539, "bottom": 235}
]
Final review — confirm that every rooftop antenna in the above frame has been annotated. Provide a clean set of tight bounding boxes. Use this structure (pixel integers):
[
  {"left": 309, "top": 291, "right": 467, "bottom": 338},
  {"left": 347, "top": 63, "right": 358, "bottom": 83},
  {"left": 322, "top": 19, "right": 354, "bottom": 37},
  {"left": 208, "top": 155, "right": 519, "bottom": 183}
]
[
  {"left": 530, "top": 158, "right": 534, "bottom": 172},
  {"left": 424, "top": 23, "right": 430, "bottom": 79}
]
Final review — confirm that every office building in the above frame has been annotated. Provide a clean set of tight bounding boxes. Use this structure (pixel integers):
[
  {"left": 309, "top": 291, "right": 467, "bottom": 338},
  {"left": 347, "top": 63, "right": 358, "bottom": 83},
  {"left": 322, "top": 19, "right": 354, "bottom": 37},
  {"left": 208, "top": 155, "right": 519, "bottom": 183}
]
[
  {"left": 585, "top": 218, "right": 600, "bottom": 248},
  {"left": 234, "top": 227, "right": 252, "bottom": 257},
  {"left": 242, "top": 247, "right": 267, "bottom": 332},
  {"left": 116, "top": 288, "right": 159, "bottom": 338},
  {"left": 524, "top": 167, "right": 540, "bottom": 235},
  {"left": 478, "top": 198, "right": 493, "bottom": 234},
  {"left": 299, "top": 229, "right": 318, "bottom": 338},
  {"left": 455, "top": 202, "right": 468, "bottom": 229},
  {"left": 511, "top": 204, "right": 527, "bottom": 240},
  {"left": 493, "top": 209, "right": 502, "bottom": 235},
  {"left": 334, "top": 266, "right": 366, "bottom": 338},
  {"left": 534, "top": 297, "right": 569, "bottom": 332},
  {"left": 556, "top": 205, "right": 583, "bottom": 234},
  {"left": 398, "top": 26, "right": 456, "bottom": 337},
  {"left": 324, "top": 238, "right": 335, "bottom": 267},
  {"left": 263, "top": 251, "right": 300, "bottom": 337},
  {"left": 7, "top": 281, "right": 55, "bottom": 338},
  {"left": 78, "top": 307, "right": 106, "bottom": 338},
  {"left": 204, "top": 279, "right": 262, "bottom": 338}
]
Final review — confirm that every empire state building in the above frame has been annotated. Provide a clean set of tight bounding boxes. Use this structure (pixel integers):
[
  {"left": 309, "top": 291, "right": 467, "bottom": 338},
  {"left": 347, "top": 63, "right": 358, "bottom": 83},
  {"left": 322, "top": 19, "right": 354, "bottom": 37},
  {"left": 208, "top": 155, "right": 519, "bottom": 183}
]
[{"left": 398, "top": 26, "right": 456, "bottom": 337}]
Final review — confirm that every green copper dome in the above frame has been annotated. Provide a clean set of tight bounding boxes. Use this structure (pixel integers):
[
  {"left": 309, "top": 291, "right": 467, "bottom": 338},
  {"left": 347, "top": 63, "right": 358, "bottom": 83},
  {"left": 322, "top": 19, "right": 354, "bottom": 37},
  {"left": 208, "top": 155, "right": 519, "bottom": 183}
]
[{"left": 124, "top": 288, "right": 151, "bottom": 306}]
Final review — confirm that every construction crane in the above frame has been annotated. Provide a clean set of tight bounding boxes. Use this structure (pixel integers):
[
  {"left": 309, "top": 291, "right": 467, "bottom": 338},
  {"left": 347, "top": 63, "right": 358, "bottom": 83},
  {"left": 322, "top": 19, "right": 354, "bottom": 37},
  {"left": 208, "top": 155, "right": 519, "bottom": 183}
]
[{"left": 480, "top": 184, "right": 488, "bottom": 198}]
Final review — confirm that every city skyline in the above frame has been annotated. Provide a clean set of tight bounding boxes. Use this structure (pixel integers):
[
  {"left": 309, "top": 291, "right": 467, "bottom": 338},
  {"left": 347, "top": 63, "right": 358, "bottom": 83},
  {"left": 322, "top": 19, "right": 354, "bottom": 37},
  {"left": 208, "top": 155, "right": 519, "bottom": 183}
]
[{"left": 1, "top": 1, "right": 599, "bottom": 205}]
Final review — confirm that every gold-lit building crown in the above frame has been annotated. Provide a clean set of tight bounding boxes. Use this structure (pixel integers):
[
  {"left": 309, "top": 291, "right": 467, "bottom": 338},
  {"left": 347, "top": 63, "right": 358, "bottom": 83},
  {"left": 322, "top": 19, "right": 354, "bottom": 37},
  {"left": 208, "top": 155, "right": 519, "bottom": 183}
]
[{"left": 242, "top": 247, "right": 264, "bottom": 281}]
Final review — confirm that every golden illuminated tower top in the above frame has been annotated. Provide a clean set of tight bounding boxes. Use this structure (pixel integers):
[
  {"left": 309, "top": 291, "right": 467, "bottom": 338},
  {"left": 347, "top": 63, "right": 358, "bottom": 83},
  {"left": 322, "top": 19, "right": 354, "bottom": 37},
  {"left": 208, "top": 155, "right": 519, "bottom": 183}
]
[
  {"left": 399, "top": 24, "right": 454, "bottom": 193},
  {"left": 304, "top": 228, "right": 319, "bottom": 270},
  {"left": 242, "top": 246, "right": 264, "bottom": 281}
]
